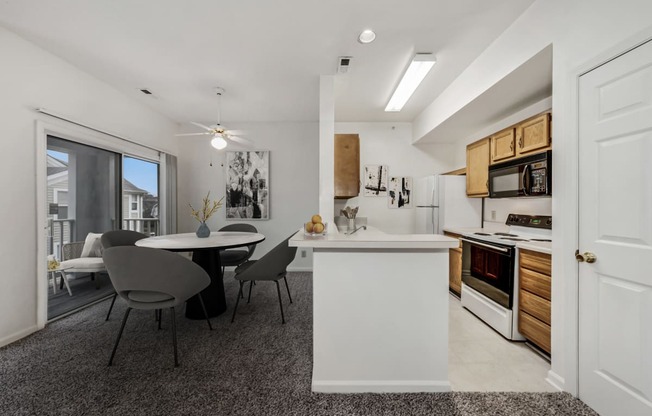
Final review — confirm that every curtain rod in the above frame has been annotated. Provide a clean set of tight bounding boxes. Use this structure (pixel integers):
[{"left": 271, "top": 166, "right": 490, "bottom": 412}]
[{"left": 35, "top": 107, "right": 168, "bottom": 155}]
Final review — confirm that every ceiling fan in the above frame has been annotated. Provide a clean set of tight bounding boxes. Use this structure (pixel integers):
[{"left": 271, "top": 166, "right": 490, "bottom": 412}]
[{"left": 176, "top": 88, "right": 252, "bottom": 149}]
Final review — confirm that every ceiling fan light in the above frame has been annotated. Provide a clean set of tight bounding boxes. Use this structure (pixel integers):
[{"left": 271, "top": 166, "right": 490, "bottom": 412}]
[{"left": 211, "top": 135, "right": 227, "bottom": 150}]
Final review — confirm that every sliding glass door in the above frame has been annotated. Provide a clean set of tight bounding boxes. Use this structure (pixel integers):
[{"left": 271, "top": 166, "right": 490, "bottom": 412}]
[
  {"left": 46, "top": 136, "right": 163, "bottom": 319},
  {"left": 47, "top": 136, "right": 120, "bottom": 260}
]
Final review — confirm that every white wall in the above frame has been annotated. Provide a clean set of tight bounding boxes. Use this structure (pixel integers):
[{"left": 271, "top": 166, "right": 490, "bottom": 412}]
[
  {"left": 410, "top": 0, "right": 652, "bottom": 395},
  {"left": 0, "top": 26, "right": 179, "bottom": 346},
  {"left": 176, "top": 122, "right": 319, "bottom": 271},
  {"left": 334, "top": 123, "right": 455, "bottom": 234},
  {"left": 483, "top": 197, "right": 552, "bottom": 229}
]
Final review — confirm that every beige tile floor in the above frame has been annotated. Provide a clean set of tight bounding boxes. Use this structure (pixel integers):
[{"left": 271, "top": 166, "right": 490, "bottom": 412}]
[{"left": 449, "top": 294, "right": 558, "bottom": 392}]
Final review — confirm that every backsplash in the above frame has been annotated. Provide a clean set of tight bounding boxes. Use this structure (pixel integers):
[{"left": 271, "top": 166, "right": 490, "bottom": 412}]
[{"left": 483, "top": 197, "right": 552, "bottom": 227}]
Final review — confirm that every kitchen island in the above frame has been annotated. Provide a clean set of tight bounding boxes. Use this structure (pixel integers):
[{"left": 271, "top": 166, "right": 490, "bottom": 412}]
[{"left": 289, "top": 226, "right": 458, "bottom": 393}]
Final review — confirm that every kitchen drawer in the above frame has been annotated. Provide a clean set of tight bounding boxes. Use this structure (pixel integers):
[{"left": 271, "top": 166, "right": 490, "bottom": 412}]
[
  {"left": 519, "top": 311, "right": 551, "bottom": 354},
  {"left": 519, "top": 249, "right": 551, "bottom": 276},
  {"left": 519, "top": 267, "right": 551, "bottom": 300},
  {"left": 520, "top": 290, "right": 551, "bottom": 325}
]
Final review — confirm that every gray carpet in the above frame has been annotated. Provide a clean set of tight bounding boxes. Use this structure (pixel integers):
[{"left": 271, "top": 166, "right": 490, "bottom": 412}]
[{"left": 0, "top": 272, "right": 597, "bottom": 416}]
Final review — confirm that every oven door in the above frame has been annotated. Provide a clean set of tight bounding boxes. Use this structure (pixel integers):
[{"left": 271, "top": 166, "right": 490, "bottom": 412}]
[{"left": 460, "top": 237, "right": 515, "bottom": 309}]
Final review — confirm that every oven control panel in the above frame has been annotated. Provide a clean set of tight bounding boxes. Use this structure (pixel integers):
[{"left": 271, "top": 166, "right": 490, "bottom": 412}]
[{"left": 506, "top": 214, "right": 552, "bottom": 229}]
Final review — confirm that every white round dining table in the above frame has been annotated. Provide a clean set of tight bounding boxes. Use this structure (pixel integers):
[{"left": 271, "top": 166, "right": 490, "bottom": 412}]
[{"left": 136, "top": 231, "right": 265, "bottom": 319}]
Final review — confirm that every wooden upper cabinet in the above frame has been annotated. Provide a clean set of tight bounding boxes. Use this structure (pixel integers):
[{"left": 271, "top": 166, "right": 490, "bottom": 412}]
[
  {"left": 489, "top": 112, "right": 552, "bottom": 165},
  {"left": 490, "top": 128, "right": 516, "bottom": 164},
  {"left": 517, "top": 113, "right": 551, "bottom": 155},
  {"left": 334, "top": 134, "right": 360, "bottom": 199},
  {"left": 466, "top": 138, "right": 490, "bottom": 197}
]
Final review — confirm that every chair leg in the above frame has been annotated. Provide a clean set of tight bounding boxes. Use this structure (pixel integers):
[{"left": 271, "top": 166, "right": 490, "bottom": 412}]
[
  {"left": 275, "top": 280, "right": 285, "bottom": 324},
  {"left": 197, "top": 293, "right": 213, "bottom": 330},
  {"left": 61, "top": 272, "right": 72, "bottom": 296},
  {"left": 105, "top": 293, "right": 118, "bottom": 321},
  {"left": 108, "top": 307, "right": 132, "bottom": 366},
  {"left": 247, "top": 280, "right": 254, "bottom": 304},
  {"left": 170, "top": 307, "right": 179, "bottom": 367},
  {"left": 231, "top": 281, "right": 244, "bottom": 323},
  {"left": 283, "top": 276, "right": 293, "bottom": 304}
]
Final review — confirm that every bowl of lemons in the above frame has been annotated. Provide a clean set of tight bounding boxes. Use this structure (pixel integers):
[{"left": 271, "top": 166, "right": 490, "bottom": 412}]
[{"left": 304, "top": 214, "right": 327, "bottom": 236}]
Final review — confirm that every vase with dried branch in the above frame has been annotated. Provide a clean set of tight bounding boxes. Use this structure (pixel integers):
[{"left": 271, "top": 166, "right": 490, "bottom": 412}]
[{"left": 189, "top": 192, "right": 224, "bottom": 238}]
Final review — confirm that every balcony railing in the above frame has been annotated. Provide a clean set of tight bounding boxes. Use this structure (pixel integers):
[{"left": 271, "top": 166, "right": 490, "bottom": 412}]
[
  {"left": 48, "top": 218, "right": 75, "bottom": 259},
  {"left": 47, "top": 218, "right": 160, "bottom": 259},
  {"left": 123, "top": 218, "right": 160, "bottom": 236}
]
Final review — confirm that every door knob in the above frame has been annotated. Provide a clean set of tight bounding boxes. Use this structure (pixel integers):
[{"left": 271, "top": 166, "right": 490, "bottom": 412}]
[{"left": 575, "top": 250, "right": 597, "bottom": 263}]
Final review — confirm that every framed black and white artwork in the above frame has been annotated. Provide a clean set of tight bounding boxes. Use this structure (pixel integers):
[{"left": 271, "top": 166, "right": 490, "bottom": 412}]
[
  {"left": 388, "top": 176, "right": 412, "bottom": 209},
  {"left": 225, "top": 151, "right": 270, "bottom": 220},
  {"left": 363, "top": 165, "right": 388, "bottom": 196}
]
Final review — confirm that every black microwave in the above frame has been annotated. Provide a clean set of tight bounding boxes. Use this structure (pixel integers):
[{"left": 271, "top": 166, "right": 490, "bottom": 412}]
[{"left": 488, "top": 150, "right": 551, "bottom": 198}]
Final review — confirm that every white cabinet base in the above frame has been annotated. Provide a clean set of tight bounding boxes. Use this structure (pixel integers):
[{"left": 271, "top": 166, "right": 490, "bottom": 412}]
[{"left": 312, "top": 248, "right": 451, "bottom": 393}]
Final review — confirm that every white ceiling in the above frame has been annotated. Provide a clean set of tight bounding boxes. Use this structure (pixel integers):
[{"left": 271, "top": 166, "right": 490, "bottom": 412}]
[{"left": 0, "top": 0, "right": 535, "bottom": 126}]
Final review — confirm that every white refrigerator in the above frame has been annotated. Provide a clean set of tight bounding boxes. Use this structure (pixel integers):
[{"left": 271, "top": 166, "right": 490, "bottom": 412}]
[{"left": 415, "top": 175, "right": 482, "bottom": 234}]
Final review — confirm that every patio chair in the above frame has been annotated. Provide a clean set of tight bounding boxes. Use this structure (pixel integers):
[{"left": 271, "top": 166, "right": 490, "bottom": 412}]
[{"left": 59, "top": 233, "right": 106, "bottom": 292}]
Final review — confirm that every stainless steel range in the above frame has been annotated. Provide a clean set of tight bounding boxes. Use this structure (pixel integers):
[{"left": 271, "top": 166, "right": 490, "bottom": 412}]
[{"left": 460, "top": 214, "right": 552, "bottom": 340}]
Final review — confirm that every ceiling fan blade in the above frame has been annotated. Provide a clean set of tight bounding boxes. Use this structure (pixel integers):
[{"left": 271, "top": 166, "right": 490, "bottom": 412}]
[
  {"left": 228, "top": 135, "right": 254, "bottom": 146},
  {"left": 175, "top": 132, "right": 211, "bottom": 136},
  {"left": 226, "top": 130, "right": 246, "bottom": 136},
  {"left": 190, "top": 121, "right": 214, "bottom": 131}
]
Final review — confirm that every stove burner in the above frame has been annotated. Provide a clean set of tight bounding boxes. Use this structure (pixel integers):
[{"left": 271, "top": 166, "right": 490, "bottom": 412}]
[
  {"left": 474, "top": 232, "right": 491, "bottom": 236},
  {"left": 494, "top": 232, "right": 518, "bottom": 237},
  {"left": 500, "top": 237, "right": 528, "bottom": 241},
  {"left": 530, "top": 239, "right": 552, "bottom": 242}
]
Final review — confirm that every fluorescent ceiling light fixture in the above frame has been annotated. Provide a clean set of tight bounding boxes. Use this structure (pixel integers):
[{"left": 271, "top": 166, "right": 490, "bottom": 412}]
[
  {"left": 385, "top": 54, "right": 436, "bottom": 112},
  {"left": 358, "top": 29, "right": 376, "bottom": 44},
  {"left": 211, "top": 134, "right": 227, "bottom": 150}
]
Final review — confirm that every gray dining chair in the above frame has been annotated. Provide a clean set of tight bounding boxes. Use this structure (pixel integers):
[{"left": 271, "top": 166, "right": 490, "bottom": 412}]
[
  {"left": 231, "top": 234, "right": 297, "bottom": 324},
  {"left": 101, "top": 230, "right": 147, "bottom": 321},
  {"left": 103, "top": 246, "right": 212, "bottom": 367},
  {"left": 218, "top": 223, "right": 258, "bottom": 274}
]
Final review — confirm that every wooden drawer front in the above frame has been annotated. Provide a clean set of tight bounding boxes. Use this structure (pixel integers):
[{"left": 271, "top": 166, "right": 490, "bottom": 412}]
[
  {"left": 519, "top": 311, "right": 551, "bottom": 353},
  {"left": 519, "top": 249, "right": 551, "bottom": 275},
  {"left": 520, "top": 290, "right": 551, "bottom": 325},
  {"left": 520, "top": 267, "right": 551, "bottom": 300}
]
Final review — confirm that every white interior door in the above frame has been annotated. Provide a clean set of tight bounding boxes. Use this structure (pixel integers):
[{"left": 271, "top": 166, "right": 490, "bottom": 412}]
[{"left": 578, "top": 39, "right": 652, "bottom": 416}]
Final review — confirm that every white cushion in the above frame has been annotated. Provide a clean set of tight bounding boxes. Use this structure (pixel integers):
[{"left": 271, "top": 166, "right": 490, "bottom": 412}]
[
  {"left": 60, "top": 257, "right": 105, "bottom": 273},
  {"left": 80, "top": 233, "right": 103, "bottom": 258}
]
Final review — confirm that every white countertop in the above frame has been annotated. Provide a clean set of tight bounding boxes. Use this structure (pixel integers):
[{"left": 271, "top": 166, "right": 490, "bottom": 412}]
[
  {"left": 516, "top": 241, "right": 552, "bottom": 255},
  {"left": 289, "top": 226, "right": 458, "bottom": 250}
]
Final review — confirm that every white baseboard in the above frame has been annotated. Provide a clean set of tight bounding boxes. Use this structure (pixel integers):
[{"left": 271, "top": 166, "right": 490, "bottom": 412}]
[
  {"left": 311, "top": 379, "right": 452, "bottom": 393},
  {"left": 287, "top": 266, "right": 312, "bottom": 272},
  {"left": 546, "top": 370, "right": 565, "bottom": 392},
  {"left": 0, "top": 325, "right": 39, "bottom": 348}
]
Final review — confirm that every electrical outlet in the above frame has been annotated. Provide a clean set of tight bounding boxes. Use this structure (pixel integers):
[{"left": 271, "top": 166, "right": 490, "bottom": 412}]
[
  {"left": 491, "top": 210, "right": 496, "bottom": 220},
  {"left": 301, "top": 250, "right": 306, "bottom": 258}
]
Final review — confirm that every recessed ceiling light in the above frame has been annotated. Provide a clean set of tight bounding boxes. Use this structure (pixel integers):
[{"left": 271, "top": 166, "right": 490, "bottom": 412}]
[{"left": 358, "top": 29, "right": 376, "bottom": 44}]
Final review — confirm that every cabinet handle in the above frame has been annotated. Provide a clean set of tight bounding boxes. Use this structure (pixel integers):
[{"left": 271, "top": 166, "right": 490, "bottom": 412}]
[
  {"left": 486, "top": 179, "right": 489, "bottom": 190},
  {"left": 518, "top": 137, "right": 523, "bottom": 148},
  {"left": 509, "top": 141, "right": 513, "bottom": 152}
]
